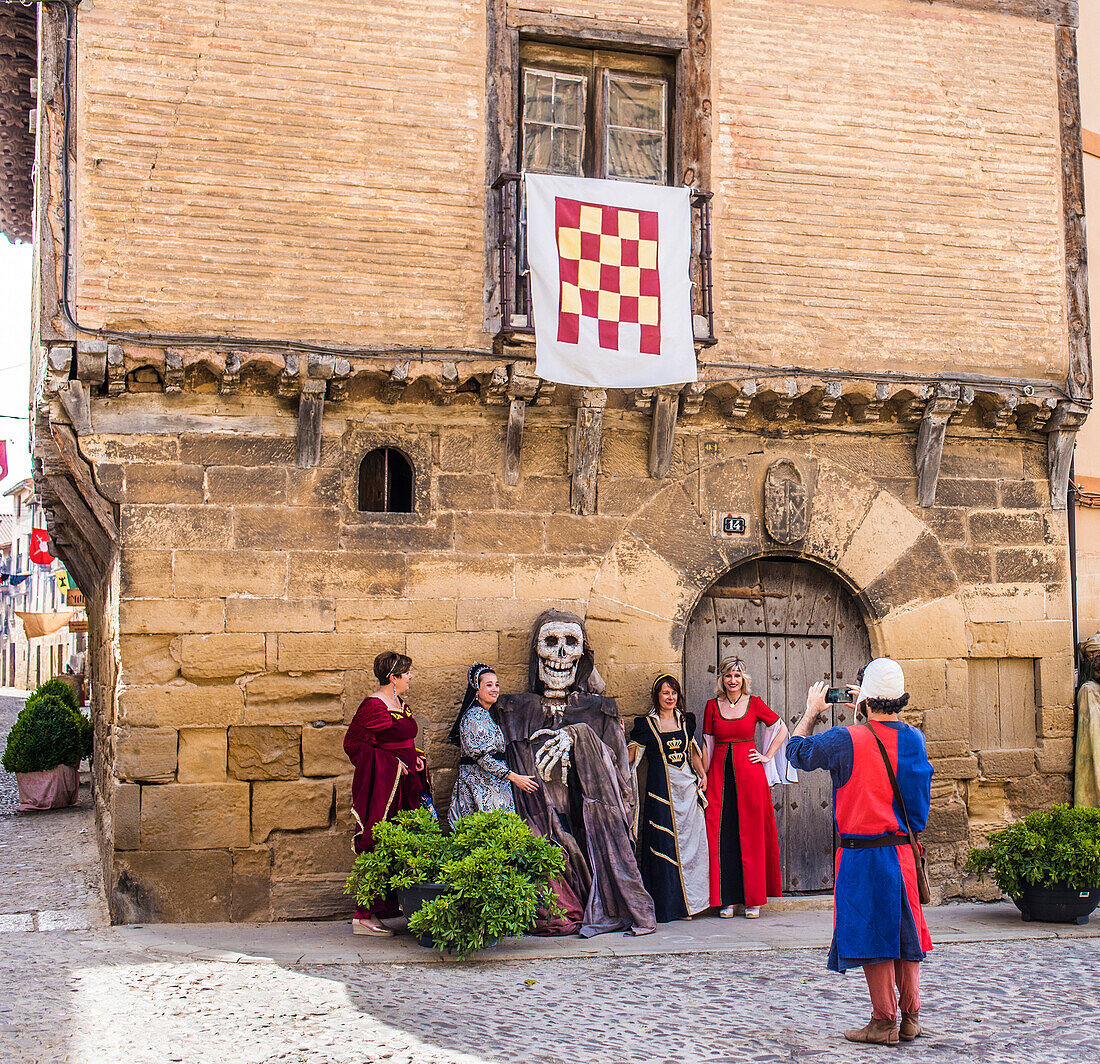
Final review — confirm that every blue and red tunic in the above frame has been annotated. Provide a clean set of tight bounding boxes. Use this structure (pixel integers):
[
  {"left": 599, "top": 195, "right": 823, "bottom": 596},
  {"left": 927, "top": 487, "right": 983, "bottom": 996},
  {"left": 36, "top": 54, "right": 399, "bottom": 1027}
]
[{"left": 786, "top": 720, "right": 934, "bottom": 972}]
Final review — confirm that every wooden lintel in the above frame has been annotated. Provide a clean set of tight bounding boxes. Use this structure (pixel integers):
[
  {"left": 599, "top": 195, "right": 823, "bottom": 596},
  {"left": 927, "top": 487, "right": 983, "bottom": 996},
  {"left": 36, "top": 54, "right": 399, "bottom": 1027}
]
[
  {"left": 45, "top": 474, "right": 114, "bottom": 566},
  {"left": 296, "top": 381, "right": 325, "bottom": 469},
  {"left": 915, "top": 386, "right": 959, "bottom": 506},
  {"left": 648, "top": 390, "right": 679, "bottom": 478},
  {"left": 57, "top": 380, "right": 92, "bottom": 436},
  {"left": 571, "top": 392, "right": 606, "bottom": 515},
  {"left": 504, "top": 398, "right": 526, "bottom": 487}
]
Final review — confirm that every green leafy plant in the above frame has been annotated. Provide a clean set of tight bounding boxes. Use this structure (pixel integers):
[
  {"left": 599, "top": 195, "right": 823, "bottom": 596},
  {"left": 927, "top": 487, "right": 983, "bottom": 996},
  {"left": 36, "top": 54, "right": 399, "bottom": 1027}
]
[
  {"left": 1, "top": 695, "right": 86, "bottom": 774},
  {"left": 24, "top": 680, "right": 93, "bottom": 762},
  {"left": 34, "top": 678, "right": 79, "bottom": 712},
  {"left": 967, "top": 804, "right": 1100, "bottom": 898},
  {"left": 344, "top": 808, "right": 566, "bottom": 958}
]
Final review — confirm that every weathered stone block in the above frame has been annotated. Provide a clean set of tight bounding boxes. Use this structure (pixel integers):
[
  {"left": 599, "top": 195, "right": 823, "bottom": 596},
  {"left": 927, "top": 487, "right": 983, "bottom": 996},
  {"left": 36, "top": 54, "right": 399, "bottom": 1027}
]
[
  {"left": 120, "top": 598, "right": 224, "bottom": 635},
  {"left": 966, "top": 779, "right": 1008, "bottom": 830},
  {"left": 140, "top": 782, "right": 250, "bottom": 849},
  {"left": 514, "top": 558, "right": 600, "bottom": 599},
  {"left": 177, "top": 727, "right": 227, "bottom": 783},
  {"left": 226, "top": 597, "right": 335, "bottom": 634},
  {"left": 923, "top": 798, "right": 968, "bottom": 844},
  {"left": 405, "top": 554, "right": 513, "bottom": 599},
  {"left": 510, "top": 474, "right": 571, "bottom": 513},
  {"left": 231, "top": 846, "right": 272, "bottom": 922},
  {"left": 270, "top": 875, "right": 355, "bottom": 920},
  {"left": 228, "top": 725, "right": 302, "bottom": 780},
  {"left": 271, "top": 830, "right": 355, "bottom": 877},
  {"left": 934, "top": 479, "right": 998, "bottom": 508},
  {"left": 251, "top": 779, "right": 334, "bottom": 842},
  {"left": 931, "top": 754, "right": 980, "bottom": 780},
  {"left": 243, "top": 672, "right": 344, "bottom": 724},
  {"left": 119, "top": 683, "right": 245, "bottom": 728},
  {"left": 595, "top": 476, "right": 653, "bottom": 517},
  {"left": 995, "top": 548, "right": 1066, "bottom": 584},
  {"left": 967, "top": 510, "right": 1043, "bottom": 544},
  {"left": 925, "top": 739, "right": 971, "bottom": 758},
  {"left": 285, "top": 467, "right": 342, "bottom": 507},
  {"left": 115, "top": 726, "right": 178, "bottom": 783},
  {"left": 176, "top": 634, "right": 266, "bottom": 679},
  {"left": 121, "top": 504, "right": 234, "bottom": 550},
  {"left": 286, "top": 552, "right": 404, "bottom": 598},
  {"left": 1037, "top": 706, "right": 1075, "bottom": 738},
  {"left": 179, "top": 433, "right": 296, "bottom": 467},
  {"left": 967, "top": 622, "right": 1009, "bottom": 657},
  {"left": 961, "top": 583, "right": 1045, "bottom": 625},
  {"left": 977, "top": 749, "right": 1036, "bottom": 779},
  {"left": 125, "top": 464, "right": 206, "bottom": 504},
  {"left": 112, "top": 781, "right": 141, "bottom": 850},
  {"left": 545, "top": 514, "right": 625, "bottom": 557},
  {"left": 235, "top": 506, "right": 339, "bottom": 550},
  {"left": 839, "top": 491, "right": 924, "bottom": 587},
  {"left": 1006, "top": 773, "right": 1072, "bottom": 814},
  {"left": 120, "top": 635, "right": 180, "bottom": 685},
  {"left": 1035, "top": 737, "right": 1074, "bottom": 774},
  {"left": 174, "top": 550, "right": 288, "bottom": 598},
  {"left": 895, "top": 659, "right": 946, "bottom": 710},
  {"left": 120, "top": 550, "right": 175, "bottom": 598},
  {"left": 878, "top": 598, "right": 968, "bottom": 660},
  {"left": 336, "top": 598, "right": 456, "bottom": 635},
  {"left": 341, "top": 515, "right": 455, "bottom": 553},
  {"left": 1004, "top": 619, "right": 1073, "bottom": 659},
  {"left": 862, "top": 533, "right": 957, "bottom": 616},
  {"left": 453, "top": 512, "right": 543, "bottom": 554},
  {"left": 802, "top": 463, "right": 877, "bottom": 565},
  {"left": 1035, "top": 659, "right": 1075, "bottom": 709},
  {"left": 205, "top": 466, "right": 288, "bottom": 505},
  {"left": 276, "top": 634, "right": 396, "bottom": 673},
  {"left": 949, "top": 547, "right": 993, "bottom": 583},
  {"left": 456, "top": 599, "right": 580, "bottom": 634},
  {"left": 302, "top": 725, "right": 349, "bottom": 777},
  {"left": 111, "top": 849, "right": 232, "bottom": 923},
  {"left": 999, "top": 479, "right": 1046, "bottom": 509},
  {"left": 405, "top": 630, "right": 502, "bottom": 667}
]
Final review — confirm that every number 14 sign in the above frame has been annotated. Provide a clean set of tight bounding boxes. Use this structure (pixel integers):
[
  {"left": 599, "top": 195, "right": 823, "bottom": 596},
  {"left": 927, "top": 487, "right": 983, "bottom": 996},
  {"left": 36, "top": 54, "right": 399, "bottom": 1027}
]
[{"left": 712, "top": 511, "right": 750, "bottom": 539}]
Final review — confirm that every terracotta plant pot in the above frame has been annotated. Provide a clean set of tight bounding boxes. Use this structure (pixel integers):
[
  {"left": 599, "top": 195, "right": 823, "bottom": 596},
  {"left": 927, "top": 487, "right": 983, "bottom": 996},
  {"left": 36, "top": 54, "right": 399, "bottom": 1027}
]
[
  {"left": 1014, "top": 883, "right": 1100, "bottom": 925},
  {"left": 15, "top": 764, "right": 79, "bottom": 811}
]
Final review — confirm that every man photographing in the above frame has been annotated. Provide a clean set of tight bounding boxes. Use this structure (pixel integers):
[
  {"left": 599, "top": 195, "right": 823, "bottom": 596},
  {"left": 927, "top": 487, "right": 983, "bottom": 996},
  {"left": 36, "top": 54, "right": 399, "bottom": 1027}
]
[{"left": 786, "top": 658, "right": 934, "bottom": 1046}]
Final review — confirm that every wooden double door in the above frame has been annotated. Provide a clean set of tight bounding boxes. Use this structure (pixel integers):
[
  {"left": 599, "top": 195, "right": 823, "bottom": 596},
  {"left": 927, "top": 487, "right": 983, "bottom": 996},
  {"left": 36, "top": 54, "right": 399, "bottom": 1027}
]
[{"left": 683, "top": 559, "right": 871, "bottom": 893}]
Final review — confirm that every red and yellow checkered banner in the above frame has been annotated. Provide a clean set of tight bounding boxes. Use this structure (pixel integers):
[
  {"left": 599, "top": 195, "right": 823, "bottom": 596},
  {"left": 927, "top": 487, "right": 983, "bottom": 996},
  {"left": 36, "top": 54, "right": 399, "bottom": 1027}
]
[{"left": 525, "top": 173, "right": 697, "bottom": 388}]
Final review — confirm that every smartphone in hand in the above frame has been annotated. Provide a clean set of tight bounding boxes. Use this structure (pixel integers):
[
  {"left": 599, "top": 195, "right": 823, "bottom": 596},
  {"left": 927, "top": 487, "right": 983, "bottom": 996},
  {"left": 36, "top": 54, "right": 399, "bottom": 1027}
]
[{"left": 824, "top": 688, "right": 846, "bottom": 704}]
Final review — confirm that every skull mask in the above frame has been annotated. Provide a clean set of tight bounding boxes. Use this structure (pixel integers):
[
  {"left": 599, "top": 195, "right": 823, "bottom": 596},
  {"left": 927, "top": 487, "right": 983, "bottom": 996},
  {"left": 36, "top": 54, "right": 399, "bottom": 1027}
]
[{"left": 536, "top": 620, "right": 585, "bottom": 696}]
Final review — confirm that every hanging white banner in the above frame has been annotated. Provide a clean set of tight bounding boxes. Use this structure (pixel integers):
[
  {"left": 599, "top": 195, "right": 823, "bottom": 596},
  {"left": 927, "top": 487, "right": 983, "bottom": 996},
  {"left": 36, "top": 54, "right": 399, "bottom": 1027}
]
[{"left": 524, "top": 173, "right": 697, "bottom": 388}]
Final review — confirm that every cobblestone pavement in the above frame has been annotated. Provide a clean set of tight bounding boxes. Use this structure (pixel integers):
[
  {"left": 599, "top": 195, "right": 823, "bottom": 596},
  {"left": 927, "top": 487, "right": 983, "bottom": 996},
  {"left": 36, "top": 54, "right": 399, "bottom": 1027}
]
[
  {"left": 0, "top": 690, "right": 109, "bottom": 928},
  {"left": 0, "top": 929, "right": 1098, "bottom": 1063}
]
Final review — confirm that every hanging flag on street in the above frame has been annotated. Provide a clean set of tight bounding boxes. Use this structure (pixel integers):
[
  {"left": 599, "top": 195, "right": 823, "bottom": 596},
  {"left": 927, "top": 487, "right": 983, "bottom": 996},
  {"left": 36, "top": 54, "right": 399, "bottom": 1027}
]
[
  {"left": 30, "top": 527, "right": 56, "bottom": 566},
  {"left": 0, "top": 439, "right": 7, "bottom": 481},
  {"left": 525, "top": 173, "right": 697, "bottom": 388}
]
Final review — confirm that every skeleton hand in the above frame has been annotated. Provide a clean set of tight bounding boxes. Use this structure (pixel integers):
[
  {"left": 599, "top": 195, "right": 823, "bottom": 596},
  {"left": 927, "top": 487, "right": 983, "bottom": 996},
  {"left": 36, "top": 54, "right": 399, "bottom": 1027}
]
[{"left": 531, "top": 728, "right": 573, "bottom": 782}]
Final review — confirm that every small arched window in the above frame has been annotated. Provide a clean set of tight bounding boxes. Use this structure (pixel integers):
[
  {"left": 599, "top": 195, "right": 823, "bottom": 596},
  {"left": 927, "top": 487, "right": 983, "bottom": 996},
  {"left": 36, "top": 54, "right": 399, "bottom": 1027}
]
[{"left": 358, "top": 448, "right": 414, "bottom": 513}]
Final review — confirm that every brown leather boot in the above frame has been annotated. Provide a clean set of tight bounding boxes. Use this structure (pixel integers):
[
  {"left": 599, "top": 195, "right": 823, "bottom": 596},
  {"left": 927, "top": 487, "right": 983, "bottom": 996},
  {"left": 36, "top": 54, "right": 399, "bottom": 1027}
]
[
  {"left": 899, "top": 1012, "right": 922, "bottom": 1041},
  {"left": 843, "top": 1019, "right": 899, "bottom": 1046}
]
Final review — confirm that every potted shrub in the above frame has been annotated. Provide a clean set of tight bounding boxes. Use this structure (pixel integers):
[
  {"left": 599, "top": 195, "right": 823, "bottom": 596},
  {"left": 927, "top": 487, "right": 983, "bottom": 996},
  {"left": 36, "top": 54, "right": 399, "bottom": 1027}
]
[
  {"left": 2, "top": 686, "right": 93, "bottom": 812},
  {"left": 967, "top": 804, "right": 1100, "bottom": 924},
  {"left": 345, "top": 807, "right": 565, "bottom": 957}
]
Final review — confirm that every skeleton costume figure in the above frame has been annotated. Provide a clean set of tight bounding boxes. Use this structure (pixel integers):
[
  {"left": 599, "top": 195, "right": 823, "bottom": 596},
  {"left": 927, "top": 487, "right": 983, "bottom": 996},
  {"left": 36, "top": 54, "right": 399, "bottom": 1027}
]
[{"left": 495, "top": 610, "right": 657, "bottom": 937}]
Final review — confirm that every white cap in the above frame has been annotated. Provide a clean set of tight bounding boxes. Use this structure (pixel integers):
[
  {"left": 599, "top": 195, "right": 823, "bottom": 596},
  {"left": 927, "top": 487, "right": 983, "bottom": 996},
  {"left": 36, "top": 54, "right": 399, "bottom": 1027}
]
[{"left": 855, "top": 658, "right": 905, "bottom": 704}]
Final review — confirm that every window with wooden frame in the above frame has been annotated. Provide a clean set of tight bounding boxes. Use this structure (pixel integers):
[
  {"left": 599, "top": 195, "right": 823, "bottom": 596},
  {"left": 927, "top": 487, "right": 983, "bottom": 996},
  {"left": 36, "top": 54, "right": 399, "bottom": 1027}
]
[
  {"left": 520, "top": 43, "right": 675, "bottom": 186},
  {"left": 357, "top": 448, "right": 414, "bottom": 514}
]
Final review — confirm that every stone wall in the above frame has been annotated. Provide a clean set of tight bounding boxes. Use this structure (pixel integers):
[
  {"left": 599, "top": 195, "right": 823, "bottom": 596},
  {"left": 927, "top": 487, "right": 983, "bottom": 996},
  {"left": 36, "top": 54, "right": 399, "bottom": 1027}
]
[{"left": 76, "top": 389, "right": 1075, "bottom": 920}]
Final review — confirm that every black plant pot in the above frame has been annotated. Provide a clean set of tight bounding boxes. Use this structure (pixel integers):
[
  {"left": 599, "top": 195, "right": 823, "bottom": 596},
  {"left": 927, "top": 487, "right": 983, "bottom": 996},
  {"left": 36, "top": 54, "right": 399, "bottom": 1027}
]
[
  {"left": 397, "top": 882, "right": 450, "bottom": 947},
  {"left": 1014, "top": 883, "right": 1100, "bottom": 925}
]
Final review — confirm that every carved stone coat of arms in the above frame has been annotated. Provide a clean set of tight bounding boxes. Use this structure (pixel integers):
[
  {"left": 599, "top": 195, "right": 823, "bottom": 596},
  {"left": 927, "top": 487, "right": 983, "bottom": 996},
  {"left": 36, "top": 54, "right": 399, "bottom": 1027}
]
[{"left": 763, "top": 459, "right": 810, "bottom": 544}]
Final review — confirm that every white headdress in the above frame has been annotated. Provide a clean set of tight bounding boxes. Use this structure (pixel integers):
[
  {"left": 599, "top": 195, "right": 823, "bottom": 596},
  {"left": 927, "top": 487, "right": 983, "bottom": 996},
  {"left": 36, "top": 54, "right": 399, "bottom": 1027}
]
[{"left": 855, "top": 658, "right": 905, "bottom": 705}]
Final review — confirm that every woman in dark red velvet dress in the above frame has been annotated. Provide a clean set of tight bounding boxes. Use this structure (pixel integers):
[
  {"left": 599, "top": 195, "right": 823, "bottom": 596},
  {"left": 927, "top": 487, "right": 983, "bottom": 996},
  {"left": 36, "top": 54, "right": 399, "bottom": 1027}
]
[
  {"left": 703, "top": 656, "right": 787, "bottom": 918},
  {"left": 343, "top": 650, "right": 431, "bottom": 935}
]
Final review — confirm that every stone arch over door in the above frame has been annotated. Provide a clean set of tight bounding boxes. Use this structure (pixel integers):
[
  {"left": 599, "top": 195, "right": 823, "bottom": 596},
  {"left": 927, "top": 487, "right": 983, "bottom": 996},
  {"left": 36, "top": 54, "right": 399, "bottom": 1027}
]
[{"left": 683, "top": 557, "right": 872, "bottom": 893}]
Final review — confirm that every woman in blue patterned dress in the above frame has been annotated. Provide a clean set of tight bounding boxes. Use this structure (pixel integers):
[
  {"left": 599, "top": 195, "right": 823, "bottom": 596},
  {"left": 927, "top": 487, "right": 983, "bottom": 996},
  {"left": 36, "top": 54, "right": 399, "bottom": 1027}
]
[{"left": 447, "top": 663, "right": 539, "bottom": 828}]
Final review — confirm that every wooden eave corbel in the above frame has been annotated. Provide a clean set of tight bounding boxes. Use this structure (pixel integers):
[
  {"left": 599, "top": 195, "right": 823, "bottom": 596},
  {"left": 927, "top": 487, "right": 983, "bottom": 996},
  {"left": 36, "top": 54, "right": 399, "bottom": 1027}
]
[
  {"left": 47, "top": 422, "right": 120, "bottom": 547},
  {"left": 57, "top": 380, "right": 92, "bottom": 436},
  {"left": 1046, "top": 399, "right": 1090, "bottom": 509},
  {"left": 296, "top": 379, "right": 326, "bottom": 468},
  {"left": 915, "top": 384, "right": 960, "bottom": 506},
  {"left": 502, "top": 366, "right": 541, "bottom": 487},
  {"left": 648, "top": 387, "right": 680, "bottom": 479},
  {"left": 571, "top": 388, "right": 606, "bottom": 515}
]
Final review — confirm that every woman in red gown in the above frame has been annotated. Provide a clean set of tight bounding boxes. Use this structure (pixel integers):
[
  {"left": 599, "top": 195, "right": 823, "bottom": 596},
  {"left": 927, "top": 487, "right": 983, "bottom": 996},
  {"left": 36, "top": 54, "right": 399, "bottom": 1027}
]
[
  {"left": 703, "top": 656, "right": 787, "bottom": 917},
  {"left": 343, "top": 651, "right": 431, "bottom": 936}
]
